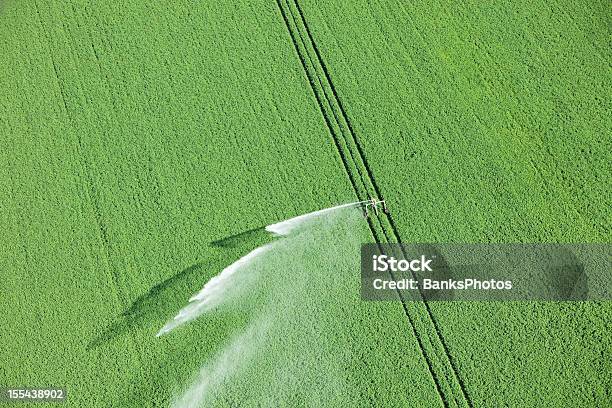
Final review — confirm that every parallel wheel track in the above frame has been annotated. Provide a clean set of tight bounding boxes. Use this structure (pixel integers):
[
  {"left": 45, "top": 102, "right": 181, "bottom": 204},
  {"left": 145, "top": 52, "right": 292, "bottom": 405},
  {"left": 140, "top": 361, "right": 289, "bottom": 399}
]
[{"left": 275, "top": 1, "right": 473, "bottom": 407}]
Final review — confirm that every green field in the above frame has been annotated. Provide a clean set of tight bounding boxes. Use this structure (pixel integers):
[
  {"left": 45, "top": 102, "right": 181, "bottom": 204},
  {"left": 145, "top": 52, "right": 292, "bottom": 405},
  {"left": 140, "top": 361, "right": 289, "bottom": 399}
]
[{"left": 1, "top": 0, "right": 610, "bottom": 407}]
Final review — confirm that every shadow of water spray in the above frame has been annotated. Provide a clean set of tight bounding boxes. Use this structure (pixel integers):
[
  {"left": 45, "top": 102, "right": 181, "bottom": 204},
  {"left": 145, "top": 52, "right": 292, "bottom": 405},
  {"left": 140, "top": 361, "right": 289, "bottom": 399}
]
[
  {"left": 88, "top": 261, "right": 209, "bottom": 350},
  {"left": 165, "top": 203, "right": 372, "bottom": 407},
  {"left": 209, "top": 226, "right": 270, "bottom": 249},
  {"left": 88, "top": 227, "right": 274, "bottom": 349}
]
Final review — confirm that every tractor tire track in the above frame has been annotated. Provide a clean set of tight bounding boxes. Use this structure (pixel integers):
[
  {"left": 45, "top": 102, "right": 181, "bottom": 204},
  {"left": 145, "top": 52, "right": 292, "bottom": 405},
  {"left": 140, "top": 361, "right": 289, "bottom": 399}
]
[
  {"left": 275, "top": 0, "right": 387, "bottom": 248},
  {"left": 281, "top": 5, "right": 464, "bottom": 407},
  {"left": 33, "top": 0, "right": 143, "bottom": 366},
  {"left": 277, "top": 1, "right": 472, "bottom": 406},
  {"left": 275, "top": 2, "right": 447, "bottom": 404},
  {"left": 291, "top": 2, "right": 472, "bottom": 406}
]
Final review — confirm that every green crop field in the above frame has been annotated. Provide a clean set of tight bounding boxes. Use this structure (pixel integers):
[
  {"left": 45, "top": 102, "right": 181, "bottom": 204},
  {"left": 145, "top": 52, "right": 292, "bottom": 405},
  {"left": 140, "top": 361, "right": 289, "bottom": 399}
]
[{"left": 1, "top": 0, "right": 610, "bottom": 407}]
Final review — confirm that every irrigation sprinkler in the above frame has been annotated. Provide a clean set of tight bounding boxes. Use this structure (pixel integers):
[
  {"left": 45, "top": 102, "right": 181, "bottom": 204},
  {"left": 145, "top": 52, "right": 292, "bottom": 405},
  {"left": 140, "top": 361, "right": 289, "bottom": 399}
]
[{"left": 362, "top": 198, "right": 388, "bottom": 217}]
